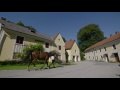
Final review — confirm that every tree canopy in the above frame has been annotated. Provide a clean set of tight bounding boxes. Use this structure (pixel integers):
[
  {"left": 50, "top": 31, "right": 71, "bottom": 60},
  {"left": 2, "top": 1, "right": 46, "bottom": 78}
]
[
  {"left": 17, "top": 21, "right": 24, "bottom": 26},
  {"left": 17, "top": 21, "right": 37, "bottom": 32},
  {"left": 77, "top": 24, "right": 104, "bottom": 52},
  {"left": 62, "top": 37, "right": 66, "bottom": 42}
]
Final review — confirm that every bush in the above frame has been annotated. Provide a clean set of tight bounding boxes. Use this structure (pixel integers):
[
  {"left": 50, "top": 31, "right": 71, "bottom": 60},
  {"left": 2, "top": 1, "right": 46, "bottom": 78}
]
[
  {"left": 0, "top": 60, "right": 24, "bottom": 66},
  {"left": 19, "top": 43, "right": 44, "bottom": 60},
  {"left": 13, "top": 53, "right": 21, "bottom": 59},
  {"left": 80, "top": 50, "right": 85, "bottom": 61}
]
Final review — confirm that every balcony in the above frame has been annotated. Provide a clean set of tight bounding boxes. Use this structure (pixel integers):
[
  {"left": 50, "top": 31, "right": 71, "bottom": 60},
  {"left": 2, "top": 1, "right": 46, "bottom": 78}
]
[{"left": 13, "top": 43, "right": 27, "bottom": 53}]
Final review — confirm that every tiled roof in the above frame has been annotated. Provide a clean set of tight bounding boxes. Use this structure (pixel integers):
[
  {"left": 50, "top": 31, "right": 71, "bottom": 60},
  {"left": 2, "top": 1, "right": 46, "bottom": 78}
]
[
  {"left": 65, "top": 40, "right": 75, "bottom": 50},
  {"left": 0, "top": 19, "right": 53, "bottom": 42},
  {"left": 85, "top": 32, "right": 120, "bottom": 51}
]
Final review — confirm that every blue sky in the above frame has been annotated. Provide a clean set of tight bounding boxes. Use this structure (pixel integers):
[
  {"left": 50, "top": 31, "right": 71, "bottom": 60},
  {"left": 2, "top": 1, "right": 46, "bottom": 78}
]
[{"left": 0, "top": 12, "right": 120, "bottom": 42}]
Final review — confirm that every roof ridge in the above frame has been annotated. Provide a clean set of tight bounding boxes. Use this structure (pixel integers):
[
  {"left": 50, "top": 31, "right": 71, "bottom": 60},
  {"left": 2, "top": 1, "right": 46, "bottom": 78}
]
[
  {"left": 85, "top": 32, "right": 120, "bottom": 51},
  {"left": 0, "top": 19, "right": 53, "bottom": 41}
]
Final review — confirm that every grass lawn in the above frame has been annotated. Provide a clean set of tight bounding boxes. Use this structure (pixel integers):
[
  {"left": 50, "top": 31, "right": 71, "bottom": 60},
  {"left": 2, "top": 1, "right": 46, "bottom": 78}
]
[
  {"left": 0, "top": 60, "right": 76, "bottom": 70},
  {"left": 0, "top": 63, "right": 62, "bottom": 70}
]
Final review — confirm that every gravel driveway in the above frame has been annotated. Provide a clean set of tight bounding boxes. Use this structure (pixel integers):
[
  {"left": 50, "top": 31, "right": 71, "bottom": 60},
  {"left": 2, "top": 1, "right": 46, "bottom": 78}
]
[{"left": 0, "top": 61, "right": 120, "bottom": 78}]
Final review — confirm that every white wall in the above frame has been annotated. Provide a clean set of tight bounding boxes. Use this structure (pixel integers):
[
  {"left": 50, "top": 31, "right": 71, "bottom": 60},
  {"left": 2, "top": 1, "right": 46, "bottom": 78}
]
[{"left": 85, "top": 38, "right": 120, "bottom": 62}]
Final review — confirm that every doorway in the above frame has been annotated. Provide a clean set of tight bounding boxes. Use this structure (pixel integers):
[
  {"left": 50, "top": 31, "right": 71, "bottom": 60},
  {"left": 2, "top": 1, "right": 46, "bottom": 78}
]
[
  {"left": 104, "top": 54, "right": 109, "bottom": 62},
  {"left": 114, "top": 53, "right": 120, "bottom": 62}
]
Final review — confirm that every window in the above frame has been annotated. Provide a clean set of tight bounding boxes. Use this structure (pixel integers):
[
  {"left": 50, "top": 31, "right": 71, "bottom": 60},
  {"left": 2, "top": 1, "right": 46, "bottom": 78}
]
[
  {"left": 58, "top": 39, "right": 60, "bottom": 41},
  {"left": 59, "top": 46, "right": 61, "bottom": 50},
  {"left": 99, "top": 48, "right": 101, "bottom": 52},
  {"left": 45, "top": 43, "right": 49, "bottom": 48},
  {"left": 104, "top": 47, "right": 106, "bottom": 51},
  {"left": 16, "top": 36, "right": 24, "bottom": 44},
  {"left": 112, "top": 44, "right": 116, "bottom": 49}
]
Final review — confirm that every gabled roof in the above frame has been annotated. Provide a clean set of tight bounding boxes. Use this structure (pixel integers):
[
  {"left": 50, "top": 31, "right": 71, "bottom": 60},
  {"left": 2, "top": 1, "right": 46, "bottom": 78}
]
[
  {"left": 85, "top": 32, "right": 120, "bottom": 51},
  {"left": 51, "top": 33, "right": 59, "bottom": 40},
  {"left": 0, "top": 19, "right": 53, "bottom": 42},
  {"left": 65, "top": 40, "right": 75, "bottom": 50}
]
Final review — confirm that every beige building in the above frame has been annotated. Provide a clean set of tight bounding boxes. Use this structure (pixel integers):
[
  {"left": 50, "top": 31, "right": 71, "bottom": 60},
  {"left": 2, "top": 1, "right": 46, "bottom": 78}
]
[
  {"left": 0, "top": 19, "right": 54, "bottom": 60},
  {"left": 52, "top": 33, "right": 66, "bottom": 61},
  {"left": 0, "top": 19, "right": 67, "bottom": 61},
  {"left": 85, "top": 32, "right": 120, "bottom": 62},
  {"left": 65, "top": 40, "right": 81, "bottom": 62}
]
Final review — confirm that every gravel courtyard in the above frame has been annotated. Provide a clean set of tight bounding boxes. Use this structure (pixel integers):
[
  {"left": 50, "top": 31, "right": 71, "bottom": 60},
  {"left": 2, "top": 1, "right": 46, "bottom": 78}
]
[{"left": 0, "top": 61, "right": 120, "bottom": 78}]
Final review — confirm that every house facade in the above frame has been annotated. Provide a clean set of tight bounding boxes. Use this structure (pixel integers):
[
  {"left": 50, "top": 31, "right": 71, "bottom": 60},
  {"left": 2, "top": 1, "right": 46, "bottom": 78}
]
[
  {"left": 65, "top": 40, "right": 81, "bottom": 62},
  {"left": 0, "top": 19, "right": 54, "bottom": 60},
  {"left": 84, "top": 32, "right": 120, "bottom": 62},
  {"left": 52, "top": 33, "right": 66, "bottom": 61},
  {"left": 0, "top": 19, "right": 68, "bottom": 61}
]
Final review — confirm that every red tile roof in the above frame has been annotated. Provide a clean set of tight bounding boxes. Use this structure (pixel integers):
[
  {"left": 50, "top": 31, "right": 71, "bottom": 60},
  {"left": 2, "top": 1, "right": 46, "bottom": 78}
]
[
  {"left": 85, "top": 32, "right": 120, "bottom": 51},
  {"left": 65, "top": 40, "right": 75, "bottom": 50}
]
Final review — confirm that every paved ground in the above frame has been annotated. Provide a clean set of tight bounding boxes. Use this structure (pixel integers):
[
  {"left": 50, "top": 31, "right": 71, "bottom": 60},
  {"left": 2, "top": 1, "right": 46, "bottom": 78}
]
[{"left": 0, "top": 61, "right": 120, "bottom": 78}]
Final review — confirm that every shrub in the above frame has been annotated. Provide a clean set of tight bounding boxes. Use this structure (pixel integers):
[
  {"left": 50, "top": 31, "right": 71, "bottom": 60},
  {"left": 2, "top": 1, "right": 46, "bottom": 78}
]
[
  {"left": 0, "top": 60, "right": 24, "bottom": 66},
  {"left": 19, "top": 43, "right": 44, "bottom": 60}
]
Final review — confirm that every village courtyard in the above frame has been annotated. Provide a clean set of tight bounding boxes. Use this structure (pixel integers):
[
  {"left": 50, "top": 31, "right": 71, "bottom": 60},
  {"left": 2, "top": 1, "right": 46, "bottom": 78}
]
[{"left": 0, "top": 60, "right": 120, "bottom": 78}]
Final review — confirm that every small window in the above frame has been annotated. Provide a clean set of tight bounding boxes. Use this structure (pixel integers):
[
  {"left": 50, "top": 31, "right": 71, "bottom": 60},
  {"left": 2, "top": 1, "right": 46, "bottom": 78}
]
[
  {"left": 99, "top": 48, "right": 101, "bottom": 52},
  {"left": 59, "top": 46, "right": 61, "bottom": 50},
  {"left": 45, "top": 43, "right": 49, "bottom": 48},
  {"left": 16, "top": 36, "right": 24, "bottom": 44},
  {"left": 112, "top": 44, "right": 116, "bottom": 49},
  {"left": 58, "top": 39, "right": 60, "bottom": 41}
]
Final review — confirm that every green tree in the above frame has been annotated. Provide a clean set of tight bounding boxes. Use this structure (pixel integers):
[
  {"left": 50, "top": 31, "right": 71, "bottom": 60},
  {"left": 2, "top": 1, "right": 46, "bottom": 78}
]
[
  {"left": 25, "top": 26, "right": 37, "bottom": 32},
  {"left": 17, "top": 21, "right": 24, "bottom": 26},
  {"left": 77, "top": 24, "right": 104, "bottom": 52},
  {"left": 1, "top": 17, "right": 6, "bottom": 20},
  {"left": 62, "top": 37, "right": 66, "bottom": 42},
  {"left": 16, "top": 21, "right": 37, "bottom": 32}
]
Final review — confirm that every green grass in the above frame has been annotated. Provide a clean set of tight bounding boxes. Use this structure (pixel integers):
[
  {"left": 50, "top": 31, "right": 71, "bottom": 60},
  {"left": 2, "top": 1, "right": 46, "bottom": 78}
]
[
  {"left": 0, "top": 60, "right": 77, "bottom": 70},
  {"left": 0, "top": 63, "right": 62, "bottom": 70},
  {"left": 109, "top": 60, "right": 116, "bottom": 63}
]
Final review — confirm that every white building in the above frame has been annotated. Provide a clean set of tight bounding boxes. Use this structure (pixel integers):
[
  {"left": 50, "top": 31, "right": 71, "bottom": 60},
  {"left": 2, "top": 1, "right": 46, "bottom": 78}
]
[{"left": 85, "top": 32, "right": 120, "bottom": 62}]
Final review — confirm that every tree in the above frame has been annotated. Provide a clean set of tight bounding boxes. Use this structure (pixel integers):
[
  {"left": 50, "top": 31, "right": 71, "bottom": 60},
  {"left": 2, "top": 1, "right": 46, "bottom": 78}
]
[
  {"left": 77, "top": 24, "right": 104, "bottom": 52},
  {"left": 1, "top": 17, "right": 6, "bottom": 21},
  {"left": 62, "top": 37, "right": 66, "bottom": 42},
  {"left": 25, "top": 26, "right": 37, "bottom": 32},
  {"left": 16, "top": 21, "right": 37, "bottom": 32},
  {"left": 17, "top": 21, "right": 24, "bottom": 26}
]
